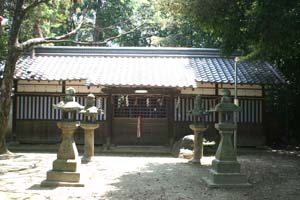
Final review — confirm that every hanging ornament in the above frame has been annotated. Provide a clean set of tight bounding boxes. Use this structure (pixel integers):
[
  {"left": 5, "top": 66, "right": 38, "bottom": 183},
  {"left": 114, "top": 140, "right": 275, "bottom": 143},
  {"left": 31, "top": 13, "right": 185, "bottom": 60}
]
[
  {"left": 137, "top": 114, "right": 142, "bottom": 138},
  {"left": 125, "top": 95, "right": 129, "bottom": 107},
  {"left": 118, "top": 95, "right": 125, "bottom": 108},
  {"left": 134, "top": 97, "right": 138, "bottom": 106}
]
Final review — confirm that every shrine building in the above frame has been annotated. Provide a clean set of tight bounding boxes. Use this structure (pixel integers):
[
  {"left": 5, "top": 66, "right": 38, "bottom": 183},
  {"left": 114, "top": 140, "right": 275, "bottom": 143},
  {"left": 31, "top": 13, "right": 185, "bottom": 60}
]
[{"left": 2, "top": 46, "right": 286, "bottom": 147}]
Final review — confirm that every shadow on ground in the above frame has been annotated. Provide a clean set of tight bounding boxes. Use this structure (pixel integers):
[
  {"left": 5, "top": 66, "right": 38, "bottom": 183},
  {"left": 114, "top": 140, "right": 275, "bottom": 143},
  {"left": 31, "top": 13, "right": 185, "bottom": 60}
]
[{"left": 99, "top": 152, "right": 300, "bottom": 200}]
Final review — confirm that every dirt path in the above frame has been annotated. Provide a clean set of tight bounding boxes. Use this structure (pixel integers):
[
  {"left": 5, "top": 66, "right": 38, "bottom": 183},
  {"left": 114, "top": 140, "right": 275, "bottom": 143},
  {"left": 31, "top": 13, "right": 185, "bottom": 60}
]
[{"left": 0, "top": 150, "right": 299, "bottom": 200}]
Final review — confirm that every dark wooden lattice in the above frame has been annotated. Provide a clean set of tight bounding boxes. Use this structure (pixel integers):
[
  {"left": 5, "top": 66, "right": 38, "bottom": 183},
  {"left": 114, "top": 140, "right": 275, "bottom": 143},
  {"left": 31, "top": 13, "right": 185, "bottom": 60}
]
[{"left": 113, "top": 95, "right": 167, "bottom": 118}]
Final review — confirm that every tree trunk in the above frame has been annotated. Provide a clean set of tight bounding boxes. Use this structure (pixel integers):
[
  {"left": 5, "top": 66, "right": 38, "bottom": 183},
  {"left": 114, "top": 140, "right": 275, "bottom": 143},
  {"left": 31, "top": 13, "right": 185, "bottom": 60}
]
[
  {"left": 93, "top": 0, "right": 104, "bottom": 43},
  {"left": 0, "top": 0, "right": 24, "bottom": 154},
  {"left": 0, "top": 50, "right": 19, "bottom": 154},
  {"left": 34, "top": 9, "right": 44, "bottom": 38}
]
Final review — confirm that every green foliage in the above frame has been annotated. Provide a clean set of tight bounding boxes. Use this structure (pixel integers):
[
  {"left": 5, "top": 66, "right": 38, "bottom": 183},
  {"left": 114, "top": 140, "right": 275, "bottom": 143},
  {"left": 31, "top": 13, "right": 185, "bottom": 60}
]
[
  {"left": 171, "top": 0, "right": 300, "bottom": 144},
  {"left": 19, "top": 0, "right": 77, "bottom": 42},
  {"left": 146, "top": 0, "right": 221, "bottom": 47}
]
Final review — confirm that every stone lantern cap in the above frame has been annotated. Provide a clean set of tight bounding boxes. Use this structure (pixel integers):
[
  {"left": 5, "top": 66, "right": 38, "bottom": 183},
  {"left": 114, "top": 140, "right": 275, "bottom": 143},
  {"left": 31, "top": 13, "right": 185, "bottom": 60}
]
[
  {"left": 79, "top": 93, "right": 104, "bottom": 116},
  {"left": 213, "top": 89, "right": 241, "bottom": 112},
  {"left": 53, "top": 87, "right": 84, "bottom": 112}
]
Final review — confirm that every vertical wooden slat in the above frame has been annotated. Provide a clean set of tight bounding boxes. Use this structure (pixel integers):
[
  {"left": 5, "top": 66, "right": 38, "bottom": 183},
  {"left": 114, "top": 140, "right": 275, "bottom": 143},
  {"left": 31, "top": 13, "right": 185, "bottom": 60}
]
[
  {"left": 43, "top": 96, "right": 47, "bottom": 120},
  {"left": 255, "top": 100, "right": 259, "bottom": 123},
  {"left": 174, "top": 98, "right": 177, "bottom": 121},
  {"left": 39, "top": 96, "right": 43, "bottom": 120},
  {"left": 48, "top": 96, "right": 52, "bottom": 120},
  {"left": 36, "top": 96, "right": 40, "bottom": 119},
  {"left": 24, "top": 96, "right": 28, "bottom": 119},
  {"left": 182, "top": 98, "right": 186, "bottom": 121},
  {"left": 238, "top": 99, "right": 241, "bottom": 123},
  {"left": 16, "top": 96, "right": 19, "bottom": 120},
  {"left": 55, "top": 97, "right": 59, "bottom": 120},
  {"left": 259, "top": 99, "right": 263, "bottom": 123},
  {"left": 244, "top": 99, "right": 247, "bottom": 123},
  {"left": 249, "top": 99, "right": 252, "bottom": 123},
  {"left": 251, "top": 99, "right": 254, "bottom": 123},
  {"left": 21, "top": 96, "right": 25, "bottom": 119},
  {"left": 240, "top": 99, "right": 244, "bottom": 123},
  {"left": 248, "top": 100, "right": 251, "bottom": 123},
  {"left": 178, "top": 97, "right": 181, "bottom": 121},
  {"left": 28, "top": 96, "right": 32, "bottom": 119},
  {"left": 103, "top": 97, "right": 107, "bottom": 120},
  {"left": 31, "top": 96, "right": 35, "bottom": 119},
  {"left": 33, "top": 96, "right": 36, "bottom": 119},
  {"left": 243, "top": 99, "right": 246, "bottom": 123},
  {"left": 50, "top": 97, "right": 54, "bottom": 120}
]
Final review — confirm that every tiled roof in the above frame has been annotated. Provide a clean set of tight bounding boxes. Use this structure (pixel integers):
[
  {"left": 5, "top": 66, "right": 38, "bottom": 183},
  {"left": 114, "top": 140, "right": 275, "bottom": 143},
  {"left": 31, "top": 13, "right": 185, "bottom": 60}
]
[
  {"left": 14, "top": 55, "right": 196, "bottom": 88},
  {"left": 1, "top": 46, "right": 286, "bottom": 87}
]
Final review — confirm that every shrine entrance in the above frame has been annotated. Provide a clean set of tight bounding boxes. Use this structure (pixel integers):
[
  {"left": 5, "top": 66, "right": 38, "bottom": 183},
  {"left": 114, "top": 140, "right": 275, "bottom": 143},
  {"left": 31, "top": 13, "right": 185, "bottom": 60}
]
[{"left": 112, "top": 95, "right": 169, "bottom": 145}]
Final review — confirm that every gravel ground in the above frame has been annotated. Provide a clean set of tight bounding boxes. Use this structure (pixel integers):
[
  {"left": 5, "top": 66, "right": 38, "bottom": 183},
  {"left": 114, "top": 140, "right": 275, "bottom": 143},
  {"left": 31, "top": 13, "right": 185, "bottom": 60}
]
[{"left": 0, "top": 150, "right": 300, "bottom": 200}]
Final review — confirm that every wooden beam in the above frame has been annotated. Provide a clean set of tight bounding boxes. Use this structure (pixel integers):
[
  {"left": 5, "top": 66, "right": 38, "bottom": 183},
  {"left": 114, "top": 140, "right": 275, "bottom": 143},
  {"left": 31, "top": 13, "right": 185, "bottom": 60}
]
[{"left": 101, "top": 87, "right": 180, "bottom": 95}]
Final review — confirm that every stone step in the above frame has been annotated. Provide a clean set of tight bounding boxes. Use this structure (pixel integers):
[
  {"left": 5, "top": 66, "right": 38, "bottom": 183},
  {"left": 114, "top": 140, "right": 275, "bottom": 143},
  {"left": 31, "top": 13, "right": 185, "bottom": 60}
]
[{"left": 46, "top": 170, "right": 81, "bottom": 183}]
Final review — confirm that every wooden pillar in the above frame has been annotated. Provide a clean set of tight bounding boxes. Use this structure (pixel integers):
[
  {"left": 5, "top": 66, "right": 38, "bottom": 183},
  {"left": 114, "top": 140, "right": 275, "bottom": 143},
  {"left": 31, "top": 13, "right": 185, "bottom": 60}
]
[
  {"left": 261, "top": 85, "right": 268, "bottom": 144},
  {"left": 168, "top": 94, "right": 175, "bottom": 146},
  {"left": 215, "top": 83, "right": 219, "bottom": 123},
  {"left": 106, "top": 91, "right": 113, "bottom": 149},
  {"left": 62, "top": 80, "right": 66, "bottom": 93}
]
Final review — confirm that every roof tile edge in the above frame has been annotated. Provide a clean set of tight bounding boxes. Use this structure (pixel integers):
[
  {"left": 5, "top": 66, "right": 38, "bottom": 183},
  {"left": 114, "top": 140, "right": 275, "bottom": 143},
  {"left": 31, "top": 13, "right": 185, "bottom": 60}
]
[{"left": 32, "top": 46, "right": 240, "bottom": 58}]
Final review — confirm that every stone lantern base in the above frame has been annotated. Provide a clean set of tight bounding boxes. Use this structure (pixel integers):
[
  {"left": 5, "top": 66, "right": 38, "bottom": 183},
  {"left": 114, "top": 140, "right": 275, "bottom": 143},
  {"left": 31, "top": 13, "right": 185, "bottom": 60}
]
[
  {"left": 203, "top": 159, "right": 251, "bottom": 188},
  {"left": 188, "top": 124, "right": 208, "bottom": 164},
  {"left": 203, "top": 125, "right": 251, "bottom": 188},
  {"left": 80, "top": 123, "right": 99, "bottom": 163},
  {"left": 204, "top": 123, "right": 251, "bottom": 187},
  {"left": 41, "top": 122, "right": 84, "bottom": 187}
]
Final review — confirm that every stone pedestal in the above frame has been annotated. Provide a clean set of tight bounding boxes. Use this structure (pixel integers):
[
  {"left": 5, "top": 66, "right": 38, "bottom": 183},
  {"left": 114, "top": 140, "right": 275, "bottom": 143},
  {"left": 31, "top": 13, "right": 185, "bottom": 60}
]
[
  {"left": 80, "top": 123, "right": 99, "bottom": 163},
  {"left": 189, "top": 124, "right": 208, "bottom": 164},
  {"left": 41, "top": 122, "right": 84, "bottom": 187},
  {"left": 203, "top": 123, "right": 250, "bottom": 188}
]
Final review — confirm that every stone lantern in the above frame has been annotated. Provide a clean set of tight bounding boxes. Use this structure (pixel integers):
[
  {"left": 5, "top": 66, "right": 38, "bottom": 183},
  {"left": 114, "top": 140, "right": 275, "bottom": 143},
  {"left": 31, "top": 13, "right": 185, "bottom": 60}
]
[
  {"left": 203, "top": 89, "right": 250, "bottom": 187},
  {"left": 80, "top": 93, "right": 103, "bottom": 163},
  {"left": 53, "top": 87, "right": 84, "bottom": 121},
  {"left": 188, "top": 95, "right": 209, "bottom": 164},
  {"left": 41, "top": 87, "right": 84, "bottom": 187}
]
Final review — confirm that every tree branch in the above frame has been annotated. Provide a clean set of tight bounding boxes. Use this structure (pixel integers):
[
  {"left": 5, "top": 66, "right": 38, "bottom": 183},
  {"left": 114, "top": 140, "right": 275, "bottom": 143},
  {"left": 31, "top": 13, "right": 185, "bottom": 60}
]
[
  {"left": 20, "top": 20, "right": 85, "bottom": 50},
  {"left": 72, "top": 24, "right": 144, "bottom": 46},
  {"left": 23, "top": 0, "right": 50, "bottom": 13},
  {"left": 20, "top": 23, "right": 144, "bottom": 48}
]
